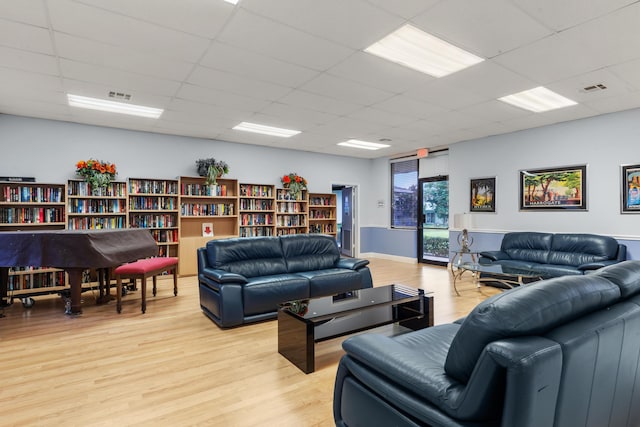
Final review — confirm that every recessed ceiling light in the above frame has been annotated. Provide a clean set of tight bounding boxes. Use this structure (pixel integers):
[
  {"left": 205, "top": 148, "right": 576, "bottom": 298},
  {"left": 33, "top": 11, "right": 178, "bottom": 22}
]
[
  {"left": 337, "top": 139, "right": 390, "bottom": 151},
  {"left": 232, "top": 122, "right": 301, "bottom": 138},
  {"left": 67, "top": 94, "right": 163, "bottom": 119},
  {"left": 223, "top": 0, "right": 239, "bottom": 4},
  {"left": 364, "top": 24, "right": 484, "bottom": 78},
  {"left": 498, "top": 87, "right": 578, "bottom": 112}
]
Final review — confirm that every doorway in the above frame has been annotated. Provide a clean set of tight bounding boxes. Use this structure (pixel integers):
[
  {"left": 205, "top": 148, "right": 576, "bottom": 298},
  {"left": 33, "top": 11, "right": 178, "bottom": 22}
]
[
  {"left": 418, "top": 176, "right": 449, "bottom": 265},
  {"left": 332, "top": 185, "right": 357, "bottom": 257}
]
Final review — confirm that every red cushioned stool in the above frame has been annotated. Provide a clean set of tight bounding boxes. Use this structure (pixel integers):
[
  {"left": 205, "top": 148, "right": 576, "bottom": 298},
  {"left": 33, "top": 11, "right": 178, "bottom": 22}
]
[{"left": 114, "top": 257, "right": 178, "bottom": 313}]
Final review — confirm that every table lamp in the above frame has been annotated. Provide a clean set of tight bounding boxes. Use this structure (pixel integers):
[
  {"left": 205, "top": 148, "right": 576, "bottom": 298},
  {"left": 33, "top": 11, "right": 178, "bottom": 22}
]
[{"left": 454, "top": 213, "right": 474, "bottom": 252}]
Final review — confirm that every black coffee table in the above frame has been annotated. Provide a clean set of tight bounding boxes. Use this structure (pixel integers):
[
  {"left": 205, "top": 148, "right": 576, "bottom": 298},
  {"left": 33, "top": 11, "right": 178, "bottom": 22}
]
[{"left": 277, "top": 284, "right": 434, "bottom": 373}]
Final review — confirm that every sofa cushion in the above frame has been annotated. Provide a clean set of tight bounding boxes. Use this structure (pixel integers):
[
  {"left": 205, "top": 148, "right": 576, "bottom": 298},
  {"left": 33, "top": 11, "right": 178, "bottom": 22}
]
[
  {"left": 444, "top": 274, "right": 621, "bottom": 383},
  {"left": 295, "top": 268, "right": 362, "bottom": 297},
  {"left": 280, "top": 234, "right": 340, "bottom": 273},
  {"left": 533, "top": 264, "right": 582, "bottom": 278},
  {"left": 592, "top": 260, "right": 640, "bottom": 298},
  {"left": 242, "top": 274, "right": 309, "bottom": 316},
  {"left": 206, "top": 237, "right": 287, "bottom": 278},
  {"left": 547, "top": 233, "right": 621, "bottom": 266},
  {"left": 501, "top": 232, "right": 552, "bottom": 263}
]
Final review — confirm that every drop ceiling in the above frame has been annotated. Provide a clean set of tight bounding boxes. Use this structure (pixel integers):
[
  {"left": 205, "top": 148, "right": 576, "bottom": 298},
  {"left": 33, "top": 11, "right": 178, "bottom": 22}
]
[{"left": 1, "top": 0, "right": 640, "bottom": 159}]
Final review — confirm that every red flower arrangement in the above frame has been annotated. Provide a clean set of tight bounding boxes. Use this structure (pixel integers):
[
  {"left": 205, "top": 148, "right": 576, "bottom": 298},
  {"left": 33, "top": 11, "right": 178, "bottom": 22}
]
[
  {"left": 281, "top": 172, "right": 307, "bottom": 198},
  {"left": 76, "top": 159, "right": 117, "bottom": 189}
]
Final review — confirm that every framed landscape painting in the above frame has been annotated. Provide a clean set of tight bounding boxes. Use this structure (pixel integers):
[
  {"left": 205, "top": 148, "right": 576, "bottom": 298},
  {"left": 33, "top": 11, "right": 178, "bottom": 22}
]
[
  {"left": 622, "top": 164, "right": 640, "bottom": 213},
  {"left": 470, "top": 177, "right": 496, "bottom": 212},
  {"left": 519, "top": 165, "right": 587, "bottom": 210}
]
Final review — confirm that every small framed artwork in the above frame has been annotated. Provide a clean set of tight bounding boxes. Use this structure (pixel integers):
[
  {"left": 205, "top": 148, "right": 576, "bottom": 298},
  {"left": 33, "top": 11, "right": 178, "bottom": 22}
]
[
  {"left": 202, "top": 222, "right": 214, "bottom": 237},
  {"left": 519, "top": 165, "right": 587, "bottom": 210},
  {"left": 470, "top": 177, "right": 496, "bottom": 212},
  {"left": 621, "top": 164, "right": 640, "bottom": 213}
]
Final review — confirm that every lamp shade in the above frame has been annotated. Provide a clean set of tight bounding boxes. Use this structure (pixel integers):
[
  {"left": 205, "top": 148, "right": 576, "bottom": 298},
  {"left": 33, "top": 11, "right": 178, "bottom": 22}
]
[{"left": 453, "top": 213, "right": 474, "bottom": 230}]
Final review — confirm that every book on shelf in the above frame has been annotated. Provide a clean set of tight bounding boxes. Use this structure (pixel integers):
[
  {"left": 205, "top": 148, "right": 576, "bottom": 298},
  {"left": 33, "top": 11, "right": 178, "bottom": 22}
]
[{"left": 202, "top": 222, "right": 214, "bottom": 237}]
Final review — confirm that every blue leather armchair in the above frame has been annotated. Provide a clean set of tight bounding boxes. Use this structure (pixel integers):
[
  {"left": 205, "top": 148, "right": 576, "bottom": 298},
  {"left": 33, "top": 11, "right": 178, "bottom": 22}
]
[
  {"left": 198, "top": 234, "right": 373, "bottom": 328},
  {"left": 334, "top": 261, "right": 640, "bottom": 427},
  {"left": 479, "top": 232, "right": 626, "bottom": 278}
]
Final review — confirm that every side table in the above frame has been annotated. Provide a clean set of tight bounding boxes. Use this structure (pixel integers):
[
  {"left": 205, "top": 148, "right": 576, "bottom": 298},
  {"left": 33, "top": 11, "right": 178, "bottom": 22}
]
[{"left": 449, "top": 250, "right": 479, "bottom": 274}]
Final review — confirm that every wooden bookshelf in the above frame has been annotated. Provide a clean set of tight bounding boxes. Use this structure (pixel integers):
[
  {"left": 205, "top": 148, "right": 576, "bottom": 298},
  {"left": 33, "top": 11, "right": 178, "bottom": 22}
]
[
  {"left": 308, "top": 192, "right": 337, "bottom": 238},
  {"left": 67, "top": 180, "right": 127, "bottom": 230},
  {"left": 239, "top": 183, "right": 276, "bottom": 238},
  {"left": 275, "top": 188, "right": 308, "bottom": 236},
  {"left": 178, "top": 176, "right": 238, "bottom": 276},
  {"left": 128, "top": 178, "right": 179, "bottom": 258},
  {"left": 0, "top": 181, "right": 67, "bottom": 303}
]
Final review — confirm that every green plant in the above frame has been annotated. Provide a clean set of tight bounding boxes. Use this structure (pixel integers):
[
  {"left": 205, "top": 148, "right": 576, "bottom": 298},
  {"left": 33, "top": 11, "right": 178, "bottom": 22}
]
[
  {"left": 281, "top": 172, "right": 307, "bottom": 198},
  {"left": 196, "top": 158, "right": 229, "bottom": 185},
  {"left": 75, "top": 159, "right": 117, "bottom": 189}
]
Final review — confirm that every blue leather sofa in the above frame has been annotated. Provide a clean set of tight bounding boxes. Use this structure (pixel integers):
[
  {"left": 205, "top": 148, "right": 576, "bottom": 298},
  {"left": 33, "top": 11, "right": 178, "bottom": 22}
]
[
  {"left": 479, "top": 232, "right": 626, "bottom": 278},
  {"left": 333, "top": 261, "right": 640, "bottom": 427},
  {"left": 198, "top": 234, "right": 373, "bottom": 328}
]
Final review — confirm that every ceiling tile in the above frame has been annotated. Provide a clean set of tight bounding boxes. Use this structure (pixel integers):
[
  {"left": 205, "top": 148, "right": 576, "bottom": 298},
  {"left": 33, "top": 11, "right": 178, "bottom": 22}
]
[
  {"left": 0, "top": 19, "right": 53, "bottom": 54},
  {"left": 277, "top": 89, "right": 362, "bottom": 116},
  {"left": 240, "top": 0, "right": 403, "bottom": 49},
  {"left": 404, "top": 79, "right": 489, "bottom": 111},
  {"left": 0, "top": 1, "right": 48, "bottom": 26},
  {"left": 495, "top": 4, "right": 640, "bottom": 84},
  {"left": 441, "top": 61, "right": 537, "bottom": 99},
  {"left": 299, "top": 73, "right": 394, "bottom": 106},
  {"left": 547, "top": 68, "right": 636, "bottom": 103},
  {"left": 512, "top": 0, "right": 638, "bottom": 31},
  {"left": 187, "top": 65, "right": 292, "bottom": 101},
  {"left": 217, "top": 9, "right": 354, "bottom": 71},
  {"left": 346, "top": 107, "right": 417, "bottom": 128},
  {"left": 48, "top": 0, "right": 209, "bottom": 63},
  {"left": 327, "top": 51, "right": 434, "bottom": 94},
  {"left": 411, "top": 0, "right": 552, "bottom": 58},
  {"left": 584, "top": 92, "right": 640, "bottom": 114},
  {"left": 176, "top": 83, "right": 271, "bottom": 113},
  {"left": 54, "top": 32, "right": 194, "bottom": 82},
  {"left": 60, "top": 59, "right": 180, "bottom": 98},
  {"left": 76, "top": 0, "right": 234, "bottom": 39},
  {"left": 371, "top": 95, "right": 447, "bottom": 120},
  {"left": 200, "top": 42, "right": 319, "bottom": 88},
  {"left": 610, "top": 58, "right": 640, "bottom": 91},
  {"left": 364, "top": 0, "right": 439, "bottom": 20},
  {"left": 457, "top": 100, "right": 531, "bottom": 123},
  {"left": 257, "top": 102, "right": 339, "bottom": 129},
  {"left": 0, "top": 45, "right": 58, "bottom": 76}
]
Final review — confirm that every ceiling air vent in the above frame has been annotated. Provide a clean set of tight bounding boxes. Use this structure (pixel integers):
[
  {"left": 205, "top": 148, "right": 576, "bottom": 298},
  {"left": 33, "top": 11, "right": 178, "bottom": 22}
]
[
  {"left": 581, "top": 84, "right": 607, "bottom": 93},
  {"left": 108, "top": 91, "right": 132, "bottom": 101}
]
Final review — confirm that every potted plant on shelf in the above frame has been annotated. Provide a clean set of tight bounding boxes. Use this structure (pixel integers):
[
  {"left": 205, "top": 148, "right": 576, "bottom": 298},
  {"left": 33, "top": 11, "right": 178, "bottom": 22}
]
[
  {"left": 75, "top": 159, "right": 117, "bottom": 194},
  {"left": 281, "top": 172, "right": 307, "bottom": 199},
  {"left": 196, "top": 158, "right": 230, "bottom": 186}
]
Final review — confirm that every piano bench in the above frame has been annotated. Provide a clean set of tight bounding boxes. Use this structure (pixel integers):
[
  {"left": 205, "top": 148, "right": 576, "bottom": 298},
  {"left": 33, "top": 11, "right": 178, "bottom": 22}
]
[{"left": 114, "top": 257, "right": 178, "bottom": 313}]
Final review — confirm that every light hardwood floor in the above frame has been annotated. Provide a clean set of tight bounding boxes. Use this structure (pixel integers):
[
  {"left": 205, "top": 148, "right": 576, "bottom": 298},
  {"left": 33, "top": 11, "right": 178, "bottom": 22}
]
[{"left": 0, "top": 259, "right": 501, "bottom": 426}]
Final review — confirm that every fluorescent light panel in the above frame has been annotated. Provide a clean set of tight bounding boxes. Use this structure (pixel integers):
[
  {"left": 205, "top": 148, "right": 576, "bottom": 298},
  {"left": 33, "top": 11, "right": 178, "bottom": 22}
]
[
  {"left": 223, "top": 0, "right": 239, "bottom": 4},
  {"left": 365, "top": 24, "right": 484, "bottom": 78},
  {"left": 498, "top": 86, "right": 578, "bottom": 112},
  {"left": 338, "top": 139, "right": 390, "bottom": 151},
  {"left": 232, "top": 122, "right": 300, "bottom": 138},
  {"left": 67, "top": 94, "right": 163, "bottom": 119}
]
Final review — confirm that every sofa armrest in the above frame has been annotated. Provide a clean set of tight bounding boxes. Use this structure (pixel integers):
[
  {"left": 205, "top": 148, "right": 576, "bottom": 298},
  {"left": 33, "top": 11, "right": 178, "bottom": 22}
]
[
  {"left": 202, "top": 267, "right": 248, "bottom": 284},
  {"left": 479, "top": 251, "right": 511, "bottom": 262},
  {"left": 337, "top": 257, "right": 369, "bottom": 270},
  {"left": 578, "top": 260, "right": 620, "bottom": 271},
  {"left": 485, "top": 337, "right": 562, "bottom": 427}
]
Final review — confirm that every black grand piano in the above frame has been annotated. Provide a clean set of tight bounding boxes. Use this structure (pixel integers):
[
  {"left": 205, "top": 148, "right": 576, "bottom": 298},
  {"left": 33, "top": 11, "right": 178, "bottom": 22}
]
[{"left": 0, "top": 229, "right": 158, "bottom": 314}]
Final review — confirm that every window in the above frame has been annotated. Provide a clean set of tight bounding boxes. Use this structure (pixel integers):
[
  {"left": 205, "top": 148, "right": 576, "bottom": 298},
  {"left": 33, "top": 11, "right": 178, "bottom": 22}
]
[{"left": 391, "top": 159, "right": 418, "bottom": 228}]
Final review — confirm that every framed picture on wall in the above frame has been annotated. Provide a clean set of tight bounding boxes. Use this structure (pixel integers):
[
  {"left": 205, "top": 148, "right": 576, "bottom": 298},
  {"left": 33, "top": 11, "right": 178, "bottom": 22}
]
[
  {"left": 621, "top": 164, "right": 640, "bottom": 213},
  {"left": 470, "top": 177, "right": 496, "bottom": 212},
  {"left": 519, "top": 165, "right": 587, "bottom": 210}
]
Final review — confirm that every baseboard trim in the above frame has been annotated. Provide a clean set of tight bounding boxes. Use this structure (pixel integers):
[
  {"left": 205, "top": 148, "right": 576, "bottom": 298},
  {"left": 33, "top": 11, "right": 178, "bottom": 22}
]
[{"left": 359, "top": 252, "right": 417, "bottom": 264}]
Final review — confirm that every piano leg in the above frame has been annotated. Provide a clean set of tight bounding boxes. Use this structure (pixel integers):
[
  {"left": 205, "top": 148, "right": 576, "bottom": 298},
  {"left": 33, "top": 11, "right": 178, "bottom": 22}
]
[{"left": 67, "top": 268, "right": 83, "bottom": 315}]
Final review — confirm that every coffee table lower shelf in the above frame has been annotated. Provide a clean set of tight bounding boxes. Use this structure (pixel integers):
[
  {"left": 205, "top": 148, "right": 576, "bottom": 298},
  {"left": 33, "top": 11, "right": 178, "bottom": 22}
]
[{"left": 278, "top": 284, "right": 434, "bottom": 374}]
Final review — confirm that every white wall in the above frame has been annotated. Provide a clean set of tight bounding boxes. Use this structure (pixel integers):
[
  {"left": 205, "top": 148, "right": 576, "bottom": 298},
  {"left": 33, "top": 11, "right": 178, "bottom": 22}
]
[
  {"left": 448, "top": 107, "right": 640, "bottom": 239},
  {"left": 0, "top": 113, "right": 373, "bottom": 197}
]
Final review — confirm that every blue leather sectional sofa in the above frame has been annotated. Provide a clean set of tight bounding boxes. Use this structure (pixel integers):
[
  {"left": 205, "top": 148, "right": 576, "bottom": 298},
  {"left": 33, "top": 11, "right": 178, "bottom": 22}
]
[
  {"left": 197, "top": 234, "right": 373, "bottom": 328},
  {"left": 334, "top": 261, "right": 640, "bottom": 427},
  {"left": 479, "top": 232, "right": 626, "bottom": 277}
]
